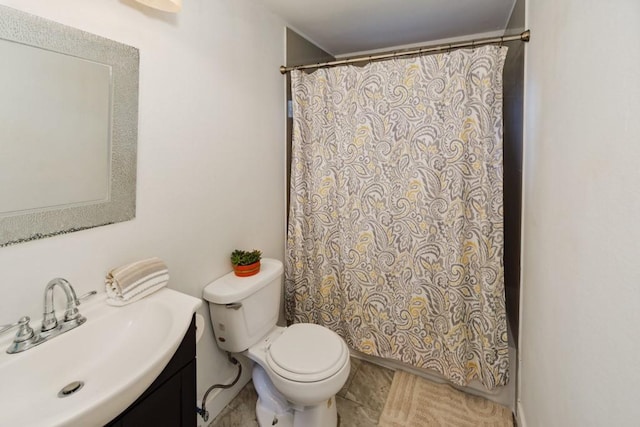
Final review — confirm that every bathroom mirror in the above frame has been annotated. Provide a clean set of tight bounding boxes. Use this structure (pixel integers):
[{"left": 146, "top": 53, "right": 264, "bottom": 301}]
[{"left": 0, "top": 5, "right": 139, "bottom": 247}]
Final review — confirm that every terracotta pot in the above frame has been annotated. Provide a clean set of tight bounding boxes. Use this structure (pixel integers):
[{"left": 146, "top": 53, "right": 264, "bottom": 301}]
[{"left": 233, "top": 261, "right": 261, "bottom": 277}]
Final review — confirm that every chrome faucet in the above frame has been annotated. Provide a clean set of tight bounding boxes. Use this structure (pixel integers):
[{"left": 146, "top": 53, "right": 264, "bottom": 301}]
[
  {"left": 1, "top": 278, "right": 95, "bottom": 354},
  {"left": 41, "top": 278, "right": 86, "bottom": 332}
]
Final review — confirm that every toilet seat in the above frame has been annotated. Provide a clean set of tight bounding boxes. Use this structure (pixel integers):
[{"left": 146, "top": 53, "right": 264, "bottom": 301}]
[{"left": 266, "top": 323, "right": 348, "bottom": 383}]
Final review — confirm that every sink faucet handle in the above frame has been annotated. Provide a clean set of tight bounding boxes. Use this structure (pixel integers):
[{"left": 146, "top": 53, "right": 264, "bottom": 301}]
[
  {"left": 0, "top": 316, "right": 35, "bottom": 342},
  {"left": 60, "top": 291, "right": 96, "bottom": 324},
  {"left": 78, "top": 290, "right": 97, "bottom": 303},
  {"left": 5, "top": 317, "right": 44, "bottom": 354},
  {"left": 13, "top": 317, "right": 35, "bottom": 343},
  {"left": 61, "top": 290, "right": 95, "bottom": 323},
  {"left": 0, "top": 317, "right": 23, "bottom": 335}
]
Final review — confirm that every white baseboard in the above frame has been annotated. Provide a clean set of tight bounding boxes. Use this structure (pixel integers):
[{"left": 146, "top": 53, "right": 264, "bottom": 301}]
[
  {"left": 197, "top": 358, "right": 253, "bottom": 427},
  {"left": 516, "top": 401, "right": 527, "bottom": 427}
]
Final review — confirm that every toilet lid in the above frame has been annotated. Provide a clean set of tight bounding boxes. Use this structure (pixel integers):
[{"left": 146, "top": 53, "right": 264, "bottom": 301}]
[{"left": 266, "top": 323, "right": 348, "bottom": 383}]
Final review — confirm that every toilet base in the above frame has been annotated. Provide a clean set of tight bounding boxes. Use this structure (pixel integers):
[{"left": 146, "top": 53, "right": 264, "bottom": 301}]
[
  {"left": 252, "top": 364, "right": 338, "bottom": 427},
  {"left": 291, "top": 396, "right": 337, "bottom": 427},
  {"left": 255, "top": 397, "right": 294, "bottom": 427}
]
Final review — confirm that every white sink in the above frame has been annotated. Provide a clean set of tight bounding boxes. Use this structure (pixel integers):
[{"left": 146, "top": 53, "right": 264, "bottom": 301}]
[{"left": 0, "top": 288, "right": 201, "bottom": 427}]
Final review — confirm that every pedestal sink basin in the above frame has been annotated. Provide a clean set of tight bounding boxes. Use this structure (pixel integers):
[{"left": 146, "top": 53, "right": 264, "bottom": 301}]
[{"left": 0, "top": 288, "right": 201, "bottom": 427}]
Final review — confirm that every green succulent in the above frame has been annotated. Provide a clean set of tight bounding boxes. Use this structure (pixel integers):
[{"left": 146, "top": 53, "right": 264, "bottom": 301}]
[{"left": 230, "top": 249, "right": 262, "bottom": 266}]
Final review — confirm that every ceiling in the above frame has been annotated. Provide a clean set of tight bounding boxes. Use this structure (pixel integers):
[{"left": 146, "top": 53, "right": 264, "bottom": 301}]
[{"left": 261, "top": 0, "right": 517, "bottom": 56}]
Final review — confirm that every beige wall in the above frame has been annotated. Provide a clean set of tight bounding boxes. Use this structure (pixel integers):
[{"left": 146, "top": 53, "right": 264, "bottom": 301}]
[
  {"left": 520, "top": 0, "right": 640, "bottom": 425},
  {"left": 0, "top": 0, "right": 286, "bottom": 422}
]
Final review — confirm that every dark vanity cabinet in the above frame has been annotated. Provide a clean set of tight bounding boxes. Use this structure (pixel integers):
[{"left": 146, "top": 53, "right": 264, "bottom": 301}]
[{"left": 105, "top": 317, "right": 196, "bottom": 427}]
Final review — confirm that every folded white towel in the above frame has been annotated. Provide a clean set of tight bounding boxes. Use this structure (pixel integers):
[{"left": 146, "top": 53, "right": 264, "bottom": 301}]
[{"left": 105, "top": 257, "right": 169, "bottom": 306}]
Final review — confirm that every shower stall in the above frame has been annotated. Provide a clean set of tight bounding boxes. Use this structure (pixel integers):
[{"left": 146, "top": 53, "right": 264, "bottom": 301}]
[{"left": 282, "top": 21, "right": 526, "bottom": 409}]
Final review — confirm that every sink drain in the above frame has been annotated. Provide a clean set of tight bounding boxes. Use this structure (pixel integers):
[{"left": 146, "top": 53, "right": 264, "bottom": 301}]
[{"left": 58, "top": 381, "right": 84, "bottom": 398}]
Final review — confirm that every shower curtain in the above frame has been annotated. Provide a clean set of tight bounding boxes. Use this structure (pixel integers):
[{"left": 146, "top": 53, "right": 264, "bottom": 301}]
[{"left": 285, "top": 45, "right": 509, "bottom": 390}]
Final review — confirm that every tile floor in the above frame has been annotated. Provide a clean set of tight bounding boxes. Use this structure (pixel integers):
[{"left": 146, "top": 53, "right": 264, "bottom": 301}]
[{"left": 210, "top": 357, "right": 394, "bottom": 427}]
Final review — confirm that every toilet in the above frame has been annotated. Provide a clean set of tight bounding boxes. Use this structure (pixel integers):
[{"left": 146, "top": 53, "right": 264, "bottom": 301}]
[{"left": 203, "top": 258, "right": 350, "bottom": 427}]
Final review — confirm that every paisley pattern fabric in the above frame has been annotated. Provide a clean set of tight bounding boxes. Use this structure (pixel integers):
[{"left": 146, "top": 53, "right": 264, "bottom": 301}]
[{"left": 285, "top": 46, "right": 509, "bottom": 390}]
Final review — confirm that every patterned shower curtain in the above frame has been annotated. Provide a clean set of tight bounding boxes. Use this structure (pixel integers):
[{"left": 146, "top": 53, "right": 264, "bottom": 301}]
[{"left": 285, "top": 45, "right": 509, "bottom": 390}]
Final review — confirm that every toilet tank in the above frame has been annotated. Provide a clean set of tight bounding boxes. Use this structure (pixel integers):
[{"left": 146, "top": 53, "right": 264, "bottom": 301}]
[{"left": 202, "top": 258, "right": 283, "bottom": 353}]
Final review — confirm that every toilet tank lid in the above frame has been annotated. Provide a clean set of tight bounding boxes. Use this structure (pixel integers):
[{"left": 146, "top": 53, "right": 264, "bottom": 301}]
[{"left": 202, "top": 258, "right": 283, "bottom": 304}]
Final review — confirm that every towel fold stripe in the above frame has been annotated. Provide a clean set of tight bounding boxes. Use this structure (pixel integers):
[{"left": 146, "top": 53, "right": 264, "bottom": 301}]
[
  {"left": 118, "top": 274, "right": 168, "bottom": 301},
  {"left": 105, "top": 257, "right": 170, "bottom": 305},
  {"left": 107, "top": 270, "right": 169, "bottom": 297},
  {"left": 106, "top": 281, "right": 167, "bottom": 307},
  {"left": 107, "top": 257, "right": 167, "bottom": 293}
]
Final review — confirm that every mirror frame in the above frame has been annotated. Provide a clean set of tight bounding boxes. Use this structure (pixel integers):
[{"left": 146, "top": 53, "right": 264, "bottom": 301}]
[{"left": 0, "top": 5, "right": 139, "bottom": 247}]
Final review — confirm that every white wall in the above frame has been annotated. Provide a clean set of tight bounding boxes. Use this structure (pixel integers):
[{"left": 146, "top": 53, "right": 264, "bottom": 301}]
[
  {"left": 0, "top": 0, "right": 285, "bottom": 423},
  {"left": 520, "top": 0, "right": 640, "bottom": 425}
]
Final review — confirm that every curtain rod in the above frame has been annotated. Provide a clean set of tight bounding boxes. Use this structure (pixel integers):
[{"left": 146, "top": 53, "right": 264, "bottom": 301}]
[{"left": 280, "top": 30, "right": 530, "bottom": 74}]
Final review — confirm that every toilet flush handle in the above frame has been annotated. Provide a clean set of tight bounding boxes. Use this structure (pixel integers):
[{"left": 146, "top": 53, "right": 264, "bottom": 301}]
[{"left": 225, "top": 302, "right": 242, "bottom": 310}]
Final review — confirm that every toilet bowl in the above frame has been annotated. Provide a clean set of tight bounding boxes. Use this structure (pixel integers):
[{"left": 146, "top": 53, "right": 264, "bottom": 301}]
[{"left": 203, "top": 258, "right": 350, "bottom": 427}]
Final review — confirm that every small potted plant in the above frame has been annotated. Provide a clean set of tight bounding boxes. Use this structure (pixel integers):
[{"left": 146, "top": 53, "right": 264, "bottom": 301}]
[{"left": 230, "top": 249, "right": 262, "bottom": 277}]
